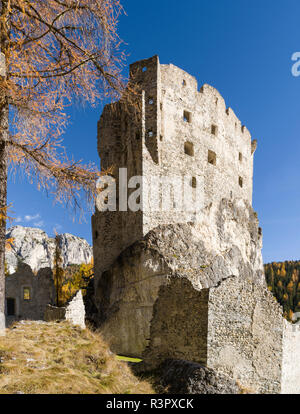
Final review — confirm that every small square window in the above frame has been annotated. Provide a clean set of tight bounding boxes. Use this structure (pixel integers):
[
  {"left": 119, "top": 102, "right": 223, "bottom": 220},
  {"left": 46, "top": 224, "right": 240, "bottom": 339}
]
[
  {"left": 211, "top": 125, "right": 218, "bottom": 136},
  {"left": 191, "top": 177, "right": 197, "bottom": 188},
  {"left": 208, "top": 150, "right": 216, "bottom": 166},
  {"left": 183, "top": 110, "right": 191, "bottom": 123},
  {"left": 184, "top": 141, "right": 194, "bottom": 157},
  {"left": 239, "top": 177, "right": 243, "bottom": 188},
  {"left": 239, "top": 152, "right": 243, "bottom": 162},
  {"left": 23, "top": 287, "right": 31, "bottom": 301},
  {"left": 182, "top": 80, "right": 186, "bottom": 86}
]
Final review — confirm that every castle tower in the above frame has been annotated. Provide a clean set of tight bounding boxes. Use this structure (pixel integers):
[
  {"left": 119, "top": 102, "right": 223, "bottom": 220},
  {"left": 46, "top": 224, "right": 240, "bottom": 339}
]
[
  {"left": 92, "top": 55, "right": 256, "bottom": 293},
  {"left": 91, "top": 56, "right": 300, "bottom": 394}
]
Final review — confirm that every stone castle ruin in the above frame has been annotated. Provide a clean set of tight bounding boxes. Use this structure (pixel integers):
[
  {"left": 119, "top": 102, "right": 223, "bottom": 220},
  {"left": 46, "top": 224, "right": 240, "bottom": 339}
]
[
  {"left": 5, "top": 263, "right": 55, "bottom": 327},
  {"left": 4, "top": 227, "right": 91, "bottom": 329},
  {"left": 92, "top": 56, "right": 300, "bottom": 394}
]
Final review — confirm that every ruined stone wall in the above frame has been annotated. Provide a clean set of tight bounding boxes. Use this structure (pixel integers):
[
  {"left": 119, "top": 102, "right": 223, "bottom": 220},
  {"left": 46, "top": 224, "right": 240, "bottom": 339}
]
[
  {"left": 95, "top": 195, "right": 264, "bottom": 359},
  {"left": 5, "top": 263, "right": 55, "bottom": 326},
  {"left": 92, "top": 102, "right": 143, "bottom": 281},
  {"left": 142, "top": 272, "right": 296, "bottom": 394},
  {"left": 44, "top": 305, "right": 65, "bottom": 321},
  {"left": 207, "top": 276, "right": 283, "bottom": 394},
  {"left": 140, "top": 56, "right": 255, "bottom": 234},
  {"left": 91, "top": 56, "right": 300, "bottom": 394},
  {"left": 44, "top": 290, "right": 86, "bottom": 329},
  {"left": 64, "top": 290, "right": 86, "bottom": 329},
  {"left": 96, "top": 245, "right": 168, "bottom": 357},
  {"left": 92, "top": 55, "right": 257, "bottom": 300},
  {"left": 94, "top": 200, "right": 300, "bottom": 393},
  {"left": 281, "top": 321, "right": 300, "bottom": 393},
  {"left": 143, "top": 278, "right": 209, "bottom": 366}
]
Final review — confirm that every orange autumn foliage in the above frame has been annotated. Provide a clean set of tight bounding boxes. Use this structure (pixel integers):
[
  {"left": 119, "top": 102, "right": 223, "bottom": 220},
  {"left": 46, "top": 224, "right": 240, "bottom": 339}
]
[{"left": 1, "top": 0, "right": 129, "bottom": 212}]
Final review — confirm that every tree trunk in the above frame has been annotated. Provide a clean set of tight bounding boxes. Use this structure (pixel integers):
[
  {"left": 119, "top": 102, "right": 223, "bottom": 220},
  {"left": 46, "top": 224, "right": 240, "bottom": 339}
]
[
  {"left": 0, "top": 0, "right": 10, "bottom": 333},
  {"left": 0, "top": 100, "right": 8, "bottom": 332}
]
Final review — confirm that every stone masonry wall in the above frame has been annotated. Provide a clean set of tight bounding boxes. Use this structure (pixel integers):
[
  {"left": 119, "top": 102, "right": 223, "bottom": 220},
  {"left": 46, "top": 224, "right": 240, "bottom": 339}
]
[
  {"left": 143, "top": 278, "right": 209, "bottom": 367},
  {"left": 91, "top": 101, "right": 143, "bottom": 281},
  {"left": 92, "top": 56, "right": 300, "bottom": 394},
  {"left": 95, "top": 202, "right": 300, "bottom": 393},
  {"left": 96, "top": 244, "right": 169, "bottom": 357},
  {"left": 207, "top": 275, "right": 284, "bottom": 394},
  {"left": 44, "top": 290, "right": 86, "bottom": 330},
  {"left": 281, "top": 321, "right": 300, "bottom": 393},
  {"left": 92, "top": 56, "right": 257, "bottom": 301},
  {"left": 44, "top": 305, "right": 65, "bottom": 321},
  {"left": 142, "top": 57, "right": 255, "bottom": 234},
  {"left": 5, "top": 263, "right": 55, "bottom": 326},
  {"left": 96, "top": 196, "right": 263, "bottom": 358},
  {"left": 65, "top": 290, "right": 86, "bottom": 329}
]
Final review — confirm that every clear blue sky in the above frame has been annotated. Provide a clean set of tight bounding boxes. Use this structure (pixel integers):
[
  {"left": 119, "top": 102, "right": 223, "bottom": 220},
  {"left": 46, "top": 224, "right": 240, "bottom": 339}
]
[{"left": 7, "top": 0, "right": 300, "bottom": 263}]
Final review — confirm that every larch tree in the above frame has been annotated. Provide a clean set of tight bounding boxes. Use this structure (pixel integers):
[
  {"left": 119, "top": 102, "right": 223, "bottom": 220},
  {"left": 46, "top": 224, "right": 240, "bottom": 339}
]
[
  {"left": 0, "top": 0, "right": 128, "bottom": 331},
  {"left": 53, "top": 234, "right": 64, "bottom": 307}
]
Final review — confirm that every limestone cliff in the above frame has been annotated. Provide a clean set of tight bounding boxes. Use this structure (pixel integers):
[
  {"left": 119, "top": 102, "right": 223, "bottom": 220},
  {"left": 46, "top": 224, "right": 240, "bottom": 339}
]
[{"left": 5, "top": 226, "right": 92, "bottom": 274}]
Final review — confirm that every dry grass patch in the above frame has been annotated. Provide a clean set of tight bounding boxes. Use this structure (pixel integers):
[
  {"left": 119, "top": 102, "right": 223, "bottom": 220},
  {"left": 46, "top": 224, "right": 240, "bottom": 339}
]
[{"left": 0, "top": 321, "right": 154, "bottom": 394}]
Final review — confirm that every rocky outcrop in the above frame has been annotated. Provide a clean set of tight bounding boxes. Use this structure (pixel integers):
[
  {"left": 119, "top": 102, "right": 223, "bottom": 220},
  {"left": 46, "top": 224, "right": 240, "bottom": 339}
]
[
  {"left": 93, "top": 197, "right": 300, "bottom": 394},
  {"left": 95, "top": 197, "right": 264, "bottom": 358},
  {"left": 157, "top": 359, "right": 240, "bottom": 394},
  {"left": 5, "top": 226, "right": 92, "bottom": 274},
  {"left": 90, "top": 56, "right": 300, "bottom": 394}
]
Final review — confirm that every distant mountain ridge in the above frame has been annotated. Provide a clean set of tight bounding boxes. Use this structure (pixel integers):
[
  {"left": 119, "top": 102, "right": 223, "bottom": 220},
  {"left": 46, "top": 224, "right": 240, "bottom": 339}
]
[{"left": 5, "top": 226, "right": 93, "bottom": 274}]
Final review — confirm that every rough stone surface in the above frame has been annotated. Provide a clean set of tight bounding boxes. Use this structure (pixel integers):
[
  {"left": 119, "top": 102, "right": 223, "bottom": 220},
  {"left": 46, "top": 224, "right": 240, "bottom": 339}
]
[
  {"left": 44, "top": 290, "right": 85, "bottom": 329},
  {"left": 0, "top": 52, "right": 6, "bottom": 77},
  {"left": 281, "top": 321, "right": 300, "bottom": 394},
  {"left": 96, "top": 197, "right": 263, "bottom": 360},
  {"left": 206, "top": 275, "right": 284, "bottom": 394},
  {"left": 5, "top": 263, "right": 55, "bottom": 327},
  {"left": 65, "top": 290, "right": 86, "bottom": 329},
  {"left": 0, "top": 312, "right": 5, "bottom": 334},
  {"left": 44, "top": 305, "right": 65, "bottom": 322},
  {"left": 92, "top": 55, "right": 257, "bottom": 285},
  {"left": 158, "top": 359, "right": 240, "bottom": 394},
  {"left": 4, "top": 226, "right": 90, "bottom": 329},
  {"left": 5, "top": 226, "right": 92, "bottom": 274},
  {"left": 91, "top": 56, "right": 300, "bottom": 394}
]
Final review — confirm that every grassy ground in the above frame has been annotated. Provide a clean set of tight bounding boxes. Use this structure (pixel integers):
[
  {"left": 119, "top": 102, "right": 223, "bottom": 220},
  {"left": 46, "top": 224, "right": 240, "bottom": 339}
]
[
  {"left": 0, "top": 321, "right": 154, "bottom": 394},
  {"left": 116, "top": 356, "right": 142, "bottom": 363}
]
